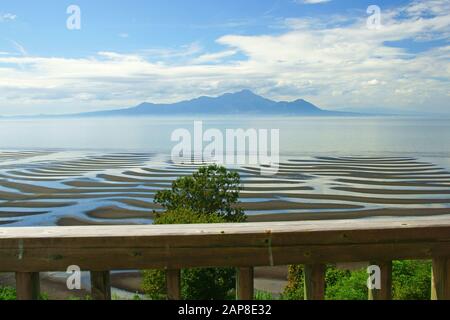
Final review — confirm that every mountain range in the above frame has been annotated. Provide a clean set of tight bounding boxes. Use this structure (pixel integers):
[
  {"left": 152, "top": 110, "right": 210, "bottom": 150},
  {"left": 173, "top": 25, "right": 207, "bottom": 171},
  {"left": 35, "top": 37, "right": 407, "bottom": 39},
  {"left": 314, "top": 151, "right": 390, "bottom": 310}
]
[
  {"left": 66, "top": 90, "right": 356, "bottom": 117},
  {"left": 8, "top": 90, "right": 361, "bottom": 118}
]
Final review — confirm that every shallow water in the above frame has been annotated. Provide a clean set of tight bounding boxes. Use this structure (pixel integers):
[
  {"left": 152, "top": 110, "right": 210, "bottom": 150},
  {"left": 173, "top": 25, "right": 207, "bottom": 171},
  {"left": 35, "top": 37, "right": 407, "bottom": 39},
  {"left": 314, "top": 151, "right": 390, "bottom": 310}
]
[
  {"left": 0, "top": 116, "right": 449, "bottom": 156},
  {"left": 0, "top": 116, "right": 448, "bottom": 226},
  {"left": 0, "top": 151, "right": 448, "bottom": 227}
]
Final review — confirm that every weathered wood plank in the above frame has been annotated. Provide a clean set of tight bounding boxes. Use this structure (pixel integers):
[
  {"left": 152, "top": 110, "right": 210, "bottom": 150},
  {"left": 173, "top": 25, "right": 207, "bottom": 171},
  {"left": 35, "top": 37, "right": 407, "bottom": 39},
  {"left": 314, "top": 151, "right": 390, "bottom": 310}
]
[
  {"left": 15, "top": 272, "right": 40, "bottom": 300},
  {"left": 432, "top": 258, "right": 450, "bottom": 300},
  {"left": 166, "top": 269, "right": 181, "bottom": 300},
  {"left": 236, "top": 267, "right": 254, "bottom": 300},
  {"left": 1, "top": 218, "right": 450, "bottom": 272},
  {"left": 1, "top": 242, "right": 449, "bottom": 272},
  {"left": 90, "top": 271, "right": 111, "bottom": 300},
  {"left": 1, "top": 217, "right": 449, "bottom": 239},
  {"left": 304, "top": 264, "right": 325, "bottom": 300},
  {"left": 368, "top": 261, "right": 392, "bottom": 300}
]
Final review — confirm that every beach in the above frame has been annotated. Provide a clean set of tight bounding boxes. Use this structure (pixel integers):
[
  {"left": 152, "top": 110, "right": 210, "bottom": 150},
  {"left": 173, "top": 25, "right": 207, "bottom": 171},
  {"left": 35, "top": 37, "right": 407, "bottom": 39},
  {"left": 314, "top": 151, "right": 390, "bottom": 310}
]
[{"left": 0, "top": 150, "right": 449, "bottom": 298}]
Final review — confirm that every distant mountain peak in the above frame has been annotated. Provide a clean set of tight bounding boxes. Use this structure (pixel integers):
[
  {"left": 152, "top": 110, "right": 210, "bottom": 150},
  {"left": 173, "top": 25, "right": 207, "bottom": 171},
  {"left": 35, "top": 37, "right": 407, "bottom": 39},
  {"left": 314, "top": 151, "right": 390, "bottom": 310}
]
[
  {"left": 234, "top": 89, "right": 256, "bottom": 95},
  {"left": 221, "top": 89, "right": 259, "bottom": 98},
  {"left": 26, "top": 90, "right": 358, "bottom": 118}
]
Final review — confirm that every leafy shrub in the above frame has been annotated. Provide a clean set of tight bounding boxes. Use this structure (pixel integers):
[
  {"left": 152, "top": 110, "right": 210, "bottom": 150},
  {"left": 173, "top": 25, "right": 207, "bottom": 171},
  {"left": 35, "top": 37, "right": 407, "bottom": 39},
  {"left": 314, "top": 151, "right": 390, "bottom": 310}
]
[
  {"left": 0, "top": 286, "right": 48, "bottom": 300},
  {"left": 142, "top": 208, "right": 235, "bottom": 300},
  {"left": 0, "top": 287, "right": 16, "bottom": 300},
  {"left": 326, "top": 268, "right": 368, "bottom": 300},
  {"left": 283, "top": 265, "right": 304, "bottom": 300},
  {"left": 154, "top": 164, "right": 245, "bottom": 222},
  {"left": 392, "top": 260, "right": 431, "bottom": 300},
  {"left": 255, "top": 290, "right": 276, "bottom": 300}
]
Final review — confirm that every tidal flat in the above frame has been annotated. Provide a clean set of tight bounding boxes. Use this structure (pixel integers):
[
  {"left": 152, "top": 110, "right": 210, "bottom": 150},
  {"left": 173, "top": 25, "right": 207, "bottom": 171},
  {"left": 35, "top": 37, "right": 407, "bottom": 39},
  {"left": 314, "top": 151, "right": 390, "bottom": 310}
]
[{"left": 0, "top": 151, "right": 448, "bottom": 227}]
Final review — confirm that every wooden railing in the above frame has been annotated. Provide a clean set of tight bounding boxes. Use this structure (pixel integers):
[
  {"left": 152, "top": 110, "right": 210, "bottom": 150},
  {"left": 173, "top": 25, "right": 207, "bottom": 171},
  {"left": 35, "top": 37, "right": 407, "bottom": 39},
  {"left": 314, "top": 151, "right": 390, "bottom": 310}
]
[{"left": 0, "top": 217, "right": 449, "bottom": 300}]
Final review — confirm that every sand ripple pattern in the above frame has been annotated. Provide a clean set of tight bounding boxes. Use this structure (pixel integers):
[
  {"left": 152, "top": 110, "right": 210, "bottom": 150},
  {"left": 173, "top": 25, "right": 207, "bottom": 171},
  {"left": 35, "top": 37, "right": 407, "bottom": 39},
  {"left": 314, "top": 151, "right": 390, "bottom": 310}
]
[{"left": 0, "top": 151, "right": 449, "bottom": 226}]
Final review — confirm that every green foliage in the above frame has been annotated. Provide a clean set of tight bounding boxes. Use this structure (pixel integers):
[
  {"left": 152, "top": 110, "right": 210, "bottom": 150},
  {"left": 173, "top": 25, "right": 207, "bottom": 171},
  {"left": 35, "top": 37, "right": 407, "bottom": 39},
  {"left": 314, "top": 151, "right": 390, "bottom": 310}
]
[
  {"left": 153, "top": 207, "right": 226, "bottom": 225},
  {"left": 154, "top": 165, "right": 245, "bottom": 222},
  {"left": 67, "top": 295, "right": 91, "bottom": 300},
  {"left": 392, "top": 260, "right": 431, "bottom": 300},
  {"left": 283, "top": 261, "right": 432, "bottom": 300},
  {"left": 283, "top": 265, "right": 304, "bottom": 300},
  {"left": 0, "top": 286, "right": 16, "bottom": 300},
  {"left": 142, "top": 208, "right": 235, "bottom": 300},
  {"left": 180, "top": 267, "right": 235, "bottom": 300},
  {"left": 142, "top": 269, "right": 165, "bottom": 300},
  {"left": 39, "top": 292, "right": 49, "bottom": 300},
  {"left": 326, "top": 268, "right": 368, "bottom": 300},
  {"left": 132, "top": 293, "right": 142, "bottom": 300},
  {"left": 0, "top": 286, "right": 48, "bottom": 300},
  {"left": 254, "top": 290, "right": 276, "bottom": 300}
]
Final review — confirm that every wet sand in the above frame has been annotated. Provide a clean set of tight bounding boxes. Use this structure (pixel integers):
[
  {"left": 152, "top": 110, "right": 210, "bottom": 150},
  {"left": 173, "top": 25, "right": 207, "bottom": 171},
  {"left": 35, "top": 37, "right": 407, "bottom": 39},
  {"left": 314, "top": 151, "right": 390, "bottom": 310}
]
[
  {"left": 57, "top": 217, "right": 140, "bottom": 226},
  {"left": 0, "top": 152, "right": 449, "bottom": 226},
  {"left": 86, "top": 206, "right": 154, "bottom": 220}
]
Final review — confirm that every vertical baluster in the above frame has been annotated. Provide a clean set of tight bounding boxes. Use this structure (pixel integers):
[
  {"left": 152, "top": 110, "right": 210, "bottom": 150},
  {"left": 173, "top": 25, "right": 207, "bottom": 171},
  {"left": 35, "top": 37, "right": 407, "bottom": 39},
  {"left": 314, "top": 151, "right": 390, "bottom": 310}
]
[
  {"left": 432, "top": 258, "right": 450, "bottom": 300},
  {"left": 166, "top": 269, "right": 181, "bottom": 300},
  {"left": 90, "top": 271, "right": 111, "bottom": 300},
  {"left": 368, "top": 261, "right": 392, "bottom": 300},
  {"left": 15, "top": 272, "right": 40, "bottom": 300},
  {"left": 236, "top": 267, "right": 254, "bottom": 300},
  {"left": 304, "top": 264, "right": 325, "bottom": 300}
]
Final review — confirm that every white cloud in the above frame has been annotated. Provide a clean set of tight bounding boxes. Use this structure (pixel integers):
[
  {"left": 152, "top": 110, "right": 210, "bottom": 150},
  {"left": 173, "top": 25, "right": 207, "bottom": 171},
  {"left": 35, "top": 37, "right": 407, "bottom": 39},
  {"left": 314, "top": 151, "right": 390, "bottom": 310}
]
[
  {"left": 367, "top": 79, "right": 380, "bottom": 86},
  {"left": 0, "top": 0, "right": 448, "bottom": 115},
  {"left": 0, "top": 13, "right": 17, "bottom": 22},
  {"left": 192, "top": 50, "right": 238, "bottom": 64}
]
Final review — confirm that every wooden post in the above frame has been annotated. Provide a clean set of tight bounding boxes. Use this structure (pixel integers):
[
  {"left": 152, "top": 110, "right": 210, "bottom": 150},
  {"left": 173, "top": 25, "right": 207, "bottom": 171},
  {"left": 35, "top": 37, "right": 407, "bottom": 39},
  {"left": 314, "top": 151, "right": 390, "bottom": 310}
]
[
  {"left": 90, "top": 271, "right": 111, "bottom": 300},
  {"left": 166, "top": 269, "right": 181, "bottom": 300},
  {"left": 15, "top": 272, "right": 40, "bottom": 300},
  {"left": 236, "top": 267, "right": 254, "bottom": 300},
  {"left": 432, "top": 258, "right": 450, "bottom": 300},
  {"left": 304, "top": 264, "right": 325, "bottom": 300},
  {"left": 368, "top": 261, "right": 392, "bottom": 300}
]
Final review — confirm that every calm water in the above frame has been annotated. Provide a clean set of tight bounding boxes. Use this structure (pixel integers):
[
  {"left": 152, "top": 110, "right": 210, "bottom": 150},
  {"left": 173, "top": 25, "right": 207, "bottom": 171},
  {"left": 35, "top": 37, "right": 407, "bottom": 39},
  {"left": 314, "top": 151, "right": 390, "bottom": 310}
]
[{"left": 0, "top": 116, "right": 449, "bottom": 158}]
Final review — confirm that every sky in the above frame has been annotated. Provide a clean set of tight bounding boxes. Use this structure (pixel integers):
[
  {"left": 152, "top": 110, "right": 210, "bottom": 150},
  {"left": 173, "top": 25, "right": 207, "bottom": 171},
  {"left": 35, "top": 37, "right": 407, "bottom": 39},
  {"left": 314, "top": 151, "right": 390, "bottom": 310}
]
[{"left": 0, "top": 0, "right": 449, "bottom": 115}]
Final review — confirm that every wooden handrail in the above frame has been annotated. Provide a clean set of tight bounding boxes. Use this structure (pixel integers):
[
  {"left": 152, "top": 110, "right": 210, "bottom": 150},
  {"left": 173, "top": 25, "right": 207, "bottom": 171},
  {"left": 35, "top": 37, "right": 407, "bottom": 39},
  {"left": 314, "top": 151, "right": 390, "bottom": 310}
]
[{"left": 1, "top": 217, "right": 450, "bottom": 300}]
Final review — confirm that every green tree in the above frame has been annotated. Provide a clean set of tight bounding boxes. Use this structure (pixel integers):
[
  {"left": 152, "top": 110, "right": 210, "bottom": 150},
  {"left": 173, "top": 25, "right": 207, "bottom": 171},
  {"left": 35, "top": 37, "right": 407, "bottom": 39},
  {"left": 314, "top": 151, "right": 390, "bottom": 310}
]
[
  {"left": 154, "top": 165, "right": 245, "bottom": 222},
  {"left": 142, "top": 209, "right": 235, "bottom": 300}
]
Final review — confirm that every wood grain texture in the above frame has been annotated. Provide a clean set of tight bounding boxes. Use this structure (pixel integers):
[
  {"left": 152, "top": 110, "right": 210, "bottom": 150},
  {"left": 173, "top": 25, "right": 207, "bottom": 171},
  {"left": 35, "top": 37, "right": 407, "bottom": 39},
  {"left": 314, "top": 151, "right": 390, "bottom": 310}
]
[
  {"left": 304, "top": 264, "right": 325, "bottom": 300},
  {"left": 166, "top": 269, "right": 181, "bottom": 300},
  {"left": 432, "top": 258, "right": 450, "bottom": 300},
  {"left": 368, "top": 261, "right": 392, "bottom": 300},
  {"left": 15, "top": 272, "right": 40, "bottom": 300},
  {"left": 90, "top": 271, "right": 111, "bottom": 300},
  {"left": 236, "top": 267, "right": 254, "bottom": 300},
  {"left": 0, "top": 217, "right": 449, "bottom": 272}
]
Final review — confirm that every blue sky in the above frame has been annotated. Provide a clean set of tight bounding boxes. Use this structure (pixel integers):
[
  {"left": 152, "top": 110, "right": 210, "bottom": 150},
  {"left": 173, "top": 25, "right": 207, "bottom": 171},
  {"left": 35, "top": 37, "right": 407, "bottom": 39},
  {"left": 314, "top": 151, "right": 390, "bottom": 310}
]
[{"left": 0, "top": 0, "right": 449, "bottom": 115}]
